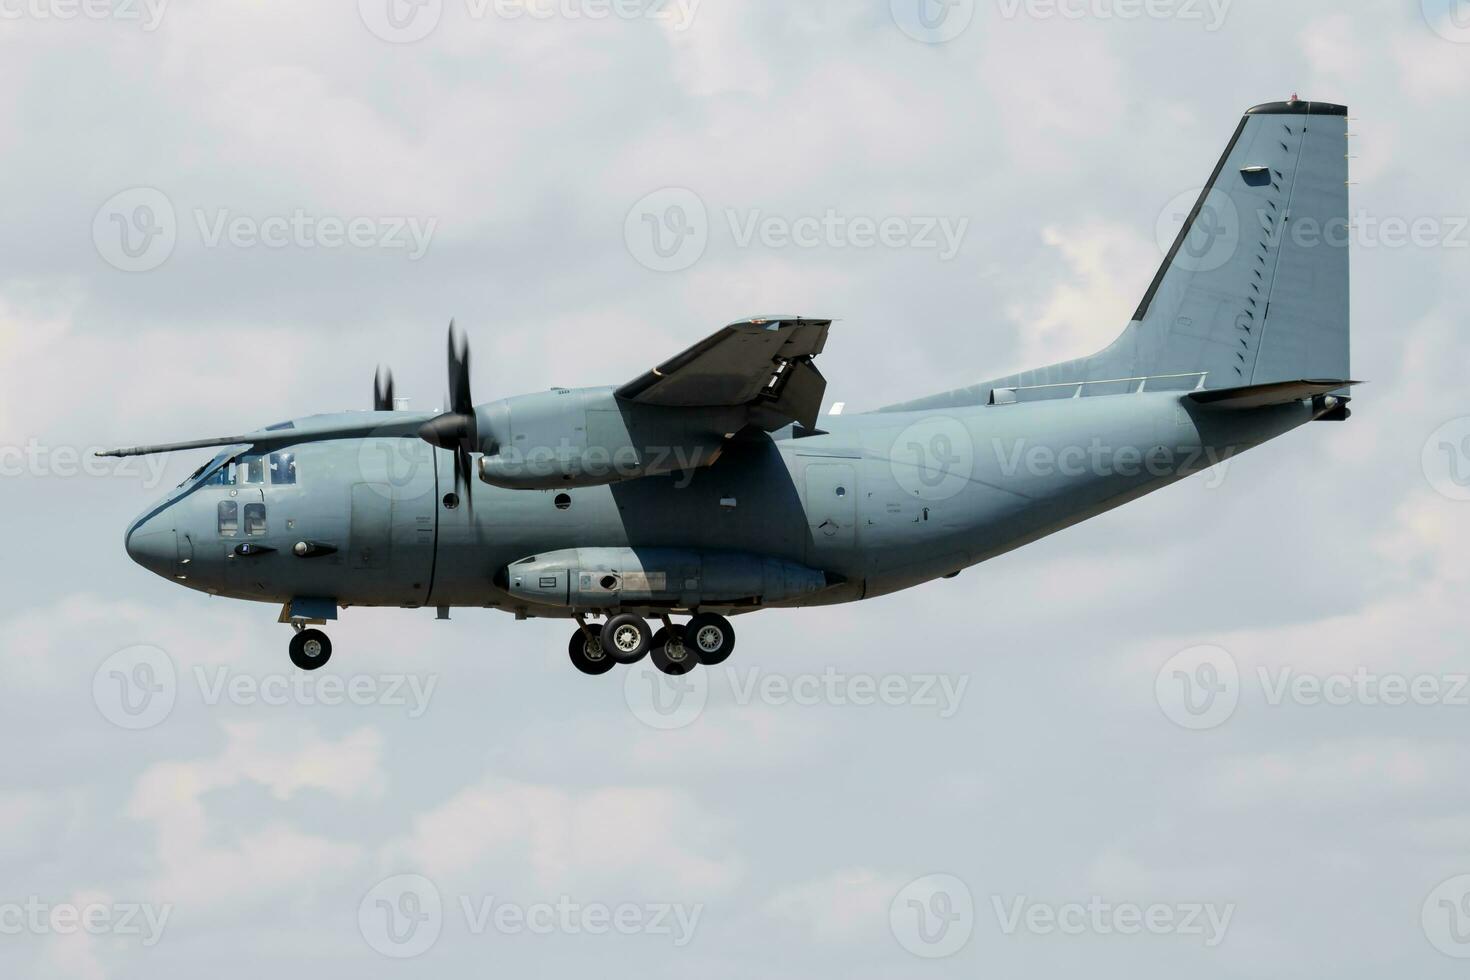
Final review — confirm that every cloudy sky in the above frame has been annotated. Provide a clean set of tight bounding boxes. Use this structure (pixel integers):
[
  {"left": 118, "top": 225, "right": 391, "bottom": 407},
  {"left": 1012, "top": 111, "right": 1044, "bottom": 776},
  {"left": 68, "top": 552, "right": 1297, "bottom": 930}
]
[{"left": 3, "top": 0, "right": 1469, "bottom": 975}]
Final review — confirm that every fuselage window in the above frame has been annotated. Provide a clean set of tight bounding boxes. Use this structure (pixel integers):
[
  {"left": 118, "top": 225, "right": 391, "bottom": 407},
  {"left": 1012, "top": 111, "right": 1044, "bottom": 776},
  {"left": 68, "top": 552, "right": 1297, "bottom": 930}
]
[
  {"left": 241, "top": 456, "right": 266, "bottom": 485},
  {"left": 243, "top": 503, "right": 267, "bottom": 536},
  {"left": 269, "top": 452, "right": 297, "bottom": 485},
  {"left": 218, "top": 500, "right": 239, "bottom": 536}
]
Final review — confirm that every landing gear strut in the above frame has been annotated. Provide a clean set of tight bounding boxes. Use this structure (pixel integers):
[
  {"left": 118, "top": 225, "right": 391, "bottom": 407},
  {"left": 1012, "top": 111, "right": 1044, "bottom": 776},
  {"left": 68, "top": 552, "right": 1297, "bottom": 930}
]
[{"left": 288, "top": 626, "right": 333, "bottom": 671}]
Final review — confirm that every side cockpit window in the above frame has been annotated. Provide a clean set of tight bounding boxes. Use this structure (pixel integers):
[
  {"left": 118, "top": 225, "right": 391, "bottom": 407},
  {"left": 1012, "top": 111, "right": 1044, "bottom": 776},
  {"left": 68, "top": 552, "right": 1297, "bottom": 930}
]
[
  {"left": 217, "top": 500, "right": 238, "bottom": 536},
  {"left": 269, "top": 452, "right": 297, "bottom": 485},
  {"left": 199, "top": 452, "right": 298, "bottom": 488}
]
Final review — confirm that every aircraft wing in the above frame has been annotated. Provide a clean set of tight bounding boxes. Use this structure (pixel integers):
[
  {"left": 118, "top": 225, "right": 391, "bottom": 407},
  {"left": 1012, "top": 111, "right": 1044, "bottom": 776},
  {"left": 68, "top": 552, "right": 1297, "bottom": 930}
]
[{"left": 615, "top": 316, "right": 831, "bottom": 430}]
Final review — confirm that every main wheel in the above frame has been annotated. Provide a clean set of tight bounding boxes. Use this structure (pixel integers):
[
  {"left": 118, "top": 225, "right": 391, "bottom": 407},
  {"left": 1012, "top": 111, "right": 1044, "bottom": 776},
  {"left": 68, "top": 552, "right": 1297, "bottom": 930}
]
[
  {"left": 568, "top": 623, "right": 615, "bottom": 675},
  {"left": 602, "top": 613, "right": 651, "bottom": 664},
  {"left": 685, "top": 612, "right": 734, "bottom": 665},
  {"left": 289, "top": 628, "right": 333, "bottom": 671},
  {"left": 650, "top": 625, "right": 697, "bottom": 675}
]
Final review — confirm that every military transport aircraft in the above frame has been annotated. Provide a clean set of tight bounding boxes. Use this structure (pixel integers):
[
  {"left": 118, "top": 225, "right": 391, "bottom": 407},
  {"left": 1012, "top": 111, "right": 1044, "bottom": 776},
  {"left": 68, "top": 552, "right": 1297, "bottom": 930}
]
[{"left": 106, "top": 99, "right": 1355, "bottom": 676}]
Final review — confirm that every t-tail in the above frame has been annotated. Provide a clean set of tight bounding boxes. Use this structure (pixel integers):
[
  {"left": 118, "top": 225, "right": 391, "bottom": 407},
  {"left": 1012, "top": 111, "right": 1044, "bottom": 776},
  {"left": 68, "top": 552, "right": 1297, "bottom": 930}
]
[{"left": 887, "top": 98, "right": 1355, "bottom": 413}]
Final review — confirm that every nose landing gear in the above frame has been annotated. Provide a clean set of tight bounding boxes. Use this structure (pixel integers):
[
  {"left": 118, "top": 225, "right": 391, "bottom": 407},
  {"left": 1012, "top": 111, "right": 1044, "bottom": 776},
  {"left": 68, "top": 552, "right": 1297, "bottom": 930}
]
[
  {"left": 566, "top": 613, "right": 734, "bottom": 676},
  {"left": 288, "top": 626, "right": 333, "bottom": 671}
]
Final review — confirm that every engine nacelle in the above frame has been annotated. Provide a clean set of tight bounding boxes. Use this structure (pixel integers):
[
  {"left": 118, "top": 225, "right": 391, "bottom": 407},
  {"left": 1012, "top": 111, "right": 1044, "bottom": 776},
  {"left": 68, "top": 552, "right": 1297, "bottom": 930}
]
[
  {"left": 474, "top": 387, "right": 740, "bottom": 490},
  {"left": 502, "top": 547, "right": 832, "bottom": 610}
]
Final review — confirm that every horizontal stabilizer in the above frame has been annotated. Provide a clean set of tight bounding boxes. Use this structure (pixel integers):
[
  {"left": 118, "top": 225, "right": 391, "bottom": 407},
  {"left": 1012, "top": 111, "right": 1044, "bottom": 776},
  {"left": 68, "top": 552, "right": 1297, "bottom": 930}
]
[{"left": 1186, "top": 379, "right": 1359, "bottom": 410}]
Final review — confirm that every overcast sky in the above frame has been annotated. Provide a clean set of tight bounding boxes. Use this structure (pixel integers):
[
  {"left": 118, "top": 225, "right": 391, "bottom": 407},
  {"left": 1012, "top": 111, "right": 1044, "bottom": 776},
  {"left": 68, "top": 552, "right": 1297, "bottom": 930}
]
[{"left": 3, "top": 0, "right": 1470, "bottom": 976}]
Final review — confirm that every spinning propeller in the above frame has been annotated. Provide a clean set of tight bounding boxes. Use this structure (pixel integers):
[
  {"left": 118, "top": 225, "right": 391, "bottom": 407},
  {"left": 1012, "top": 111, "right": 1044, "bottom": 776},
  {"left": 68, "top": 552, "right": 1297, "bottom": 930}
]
[{"left": 415, "top": 321, "right": 483, "bottom": 509}]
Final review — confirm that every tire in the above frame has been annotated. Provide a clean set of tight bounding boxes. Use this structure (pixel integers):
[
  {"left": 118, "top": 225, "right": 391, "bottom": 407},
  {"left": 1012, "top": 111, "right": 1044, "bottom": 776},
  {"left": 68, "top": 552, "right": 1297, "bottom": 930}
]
[
  {"left": 568, "top": 623, "right": 615, "bottom": 675},
  {"left": 289, "top": 628, "right": 333, "bottom": 671},
  {"left": 602, "top": 613, "right": 651, "bottom": 664},
  {"left": 650, "top": 625, "right": 697, "bottom": 675},
  {"left": 684, "top": 612, "right": 734, "bottom": 666}
]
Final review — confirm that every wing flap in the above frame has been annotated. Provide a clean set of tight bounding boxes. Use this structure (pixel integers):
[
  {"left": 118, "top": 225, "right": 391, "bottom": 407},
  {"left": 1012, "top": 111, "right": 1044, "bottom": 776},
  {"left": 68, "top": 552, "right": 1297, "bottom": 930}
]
[{"left": 617, "top": 317, "right": 831, "bottom": 415}]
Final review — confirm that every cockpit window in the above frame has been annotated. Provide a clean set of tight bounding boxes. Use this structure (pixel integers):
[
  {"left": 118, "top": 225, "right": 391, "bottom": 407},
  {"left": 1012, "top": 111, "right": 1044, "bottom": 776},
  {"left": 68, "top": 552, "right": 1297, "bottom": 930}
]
[
  {"left": 202, "top": 460, "right": 238, "bottom": 486},
  {"left": 269, "top": 452, "right": 297, "bottom": 485},
  {"left": 241, "top": 456, "right": 266, "bottom": 485},
  {"left": 217, "top": 500, "right": 238, "bottom": 536}
]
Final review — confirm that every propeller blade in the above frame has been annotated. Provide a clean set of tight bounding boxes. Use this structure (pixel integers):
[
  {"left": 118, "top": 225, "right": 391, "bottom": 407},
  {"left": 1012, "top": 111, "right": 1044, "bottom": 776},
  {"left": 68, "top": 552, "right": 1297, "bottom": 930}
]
[
  {"left": 448, "top": 319, "right": 473, "bottom": 417},
  {"left": 373, "top": 366, "right": 395, "bottom": 412}
]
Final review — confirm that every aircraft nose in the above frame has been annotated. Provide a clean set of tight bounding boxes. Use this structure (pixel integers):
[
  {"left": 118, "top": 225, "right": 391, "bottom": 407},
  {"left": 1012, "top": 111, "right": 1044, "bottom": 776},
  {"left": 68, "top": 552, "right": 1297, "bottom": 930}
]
[{"left": 125, "top": 520, "right": 176, "bottom": 578}]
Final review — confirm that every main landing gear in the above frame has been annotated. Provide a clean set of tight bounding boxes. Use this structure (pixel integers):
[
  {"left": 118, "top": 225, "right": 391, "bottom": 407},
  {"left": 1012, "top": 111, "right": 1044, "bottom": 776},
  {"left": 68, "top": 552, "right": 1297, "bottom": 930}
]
[
  {"left": 568, "top": 613, "right": 735, "bottom": 676},
  {"left": 288, "top": 624, "right": 333, "bottom": 671}
]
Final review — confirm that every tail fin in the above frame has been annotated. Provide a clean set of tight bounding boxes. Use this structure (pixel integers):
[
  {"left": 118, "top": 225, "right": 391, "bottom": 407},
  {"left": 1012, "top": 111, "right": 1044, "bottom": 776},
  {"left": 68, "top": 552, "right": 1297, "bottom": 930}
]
[
  {"left": 884, "top": 99, "right": 1351, "bottom": 411},
  {"left": 1127, "top": 99, "right": 1350, "bottom": 387}
]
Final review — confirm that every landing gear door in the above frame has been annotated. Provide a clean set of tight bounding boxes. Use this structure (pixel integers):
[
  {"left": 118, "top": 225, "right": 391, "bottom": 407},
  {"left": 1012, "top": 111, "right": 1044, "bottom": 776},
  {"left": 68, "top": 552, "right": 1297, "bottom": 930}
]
[{"left": 804, "top": 462, "right": 857, "bottom": 561}]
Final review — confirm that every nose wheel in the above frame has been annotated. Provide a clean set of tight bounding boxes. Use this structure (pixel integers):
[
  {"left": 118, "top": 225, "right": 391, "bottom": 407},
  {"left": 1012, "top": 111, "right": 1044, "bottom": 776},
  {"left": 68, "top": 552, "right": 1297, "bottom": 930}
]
[
  {"left": 567, "top": 613, "right": 733, "bottom": 675},
  {"left": 288, "top": 627, "right": 333, "bottom": 671}
]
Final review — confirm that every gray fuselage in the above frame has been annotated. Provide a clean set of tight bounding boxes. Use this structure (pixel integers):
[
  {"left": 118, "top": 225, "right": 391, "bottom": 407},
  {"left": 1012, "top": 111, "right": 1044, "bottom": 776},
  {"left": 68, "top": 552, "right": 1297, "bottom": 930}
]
[{"left": 124, "top": 390, "right": 1316, "bottom": 619}]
